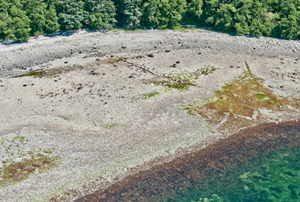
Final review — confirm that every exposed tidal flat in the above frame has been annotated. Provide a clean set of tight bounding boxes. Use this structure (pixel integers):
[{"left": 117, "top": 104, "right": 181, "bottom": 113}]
[{"left": 0, "top": 30, "right": 299, "bottom": 201}]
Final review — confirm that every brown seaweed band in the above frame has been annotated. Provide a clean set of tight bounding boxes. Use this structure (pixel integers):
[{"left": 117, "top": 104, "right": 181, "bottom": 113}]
[{"left": 75, "top": 120, "right": 300, "bottom": 201}]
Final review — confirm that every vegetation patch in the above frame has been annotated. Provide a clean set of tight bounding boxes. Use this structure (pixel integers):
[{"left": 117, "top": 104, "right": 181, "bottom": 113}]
[
  {"left": 0, "top": 136, "right": 60, "bottom": 187},
  {"left": 146, "top": 66, "right": 217, "bottom": 91},
  {"left": 101, "top": 123, "right": 127, "bottom": 129},
  {"left": 15, "top": 65, "right": 84, "bottom": 78},
  {"left": 183, "top": 62, "right": 300, "bottom": 133},
  {"left": 140, "top": 91, "right": 160, "bottom": 100},
  {"left": 15, "top": 58, "right": 123, "bottom": 78}
]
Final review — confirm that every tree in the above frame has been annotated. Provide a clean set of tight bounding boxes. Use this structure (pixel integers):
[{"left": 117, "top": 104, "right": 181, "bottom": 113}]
[
  {"left": 0, "top": 0, "right": 31, "bottom": 41},
  {"left": 0, "top": 0, "right": 11, "bottom": 40},
  {"left": 182, "top": 0, "right": 203, "bottom": 25},
  {"left": 114, "top": 0, "right": 143, "bottom": 27},
  {"left": 56, "top": 0, "right": 84, "bottom": 31},
  {"left": 84, "top": 0, "right": 117, "bottom": 29},
  {"left": 44, "top": 5, "right": 60, "bottom": 34},
  {"left": 22, "top": 0, "right": 47, "bottom": 36},
  {"left": 273, "top": 2, "right": 299, "bottom": 39},
  {"left": 142, "top": 0, "right": 186, "bottom": 28},
  {"left": 215, "top": 4, "right": 237, "bottom": 32},
  {"left": 233, "top": 0, "right": 252, "bottom": 35},
  {"left": 247, "top": 0, "right": 272, "bottom": 36},
  {"left": 201, "top": 0, "right": 219, "bottom": 25}
]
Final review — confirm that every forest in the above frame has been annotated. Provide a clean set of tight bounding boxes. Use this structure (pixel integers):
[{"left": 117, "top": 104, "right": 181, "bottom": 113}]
[{"left": 0, "top": 0, "right": 299, "bottom": 42}]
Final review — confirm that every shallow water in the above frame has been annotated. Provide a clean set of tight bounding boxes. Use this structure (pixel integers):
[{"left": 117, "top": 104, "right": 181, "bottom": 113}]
[
  {"left": 76, "top": 121, "right": 300, "bottom": 202},
  {"left": 166, "top": 146, "right": 300, "bottom": 202}
]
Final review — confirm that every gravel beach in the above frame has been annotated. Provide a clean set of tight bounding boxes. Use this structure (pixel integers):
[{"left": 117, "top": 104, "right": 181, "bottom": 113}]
[{"left": 0, "top": 29, "right": 299, "bottom": 201}]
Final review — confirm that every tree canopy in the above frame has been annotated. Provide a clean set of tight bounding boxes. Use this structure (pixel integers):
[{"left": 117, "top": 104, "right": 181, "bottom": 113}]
[{"left": 0, "top": 0, "right": 299, "bottom": 41}]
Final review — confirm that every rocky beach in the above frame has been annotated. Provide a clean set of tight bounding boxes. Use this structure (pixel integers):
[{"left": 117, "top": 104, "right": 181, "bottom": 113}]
[{"left": 0, "top": 29, "right": 299, "bottom": 201}]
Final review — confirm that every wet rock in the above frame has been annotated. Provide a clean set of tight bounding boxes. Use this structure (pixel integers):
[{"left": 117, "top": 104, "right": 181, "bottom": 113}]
[{"left": 90, "top": 70, "right": 97, "bottom": 75}]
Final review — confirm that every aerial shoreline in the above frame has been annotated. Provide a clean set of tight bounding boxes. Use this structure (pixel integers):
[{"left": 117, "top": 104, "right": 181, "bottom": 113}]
[
  {"left": 75, "top": 120, "right": 300, "bottom": 201},
  {"left": 0, "top": 29, "right": 299, "bottom": 201}
]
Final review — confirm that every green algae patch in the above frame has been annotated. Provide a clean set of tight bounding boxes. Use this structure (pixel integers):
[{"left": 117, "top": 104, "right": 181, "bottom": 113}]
[
  {"left": 0, "top": 136, "right": 60, "bottom": 187},
  {"left": 140, "top": 91, "right": 160, "bottom": 99},
  {"left": 15, "top": 58, "right": 123, "bottom": 78},
  {"left": 146, "top": 66, "right": 217, "bottom": 91},
  {"left": 15, "top": 65, "right": 84, "bottom": 78},
  {"left": 101, "top": 123, "right": 127, "bottom": 129},
  {"left": 183, "top": 62, "right": 300, "bottom": 133}
]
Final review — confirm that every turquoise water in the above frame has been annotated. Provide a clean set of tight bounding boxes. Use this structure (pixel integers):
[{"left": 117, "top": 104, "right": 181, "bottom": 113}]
[{"left": 166, "top": 147, "right": 300, "bottom": 202}]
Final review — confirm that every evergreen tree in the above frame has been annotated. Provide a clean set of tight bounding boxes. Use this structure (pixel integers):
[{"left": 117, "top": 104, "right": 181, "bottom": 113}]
[
  {"left": 142, "top": 0, "right": 186, "bottom": 28},
  {"left": 114, "top": 0, "right": 143, "bottom": 27},
  {"left": 22, "top": 0, "right": 47, "bottom": 36},
  {"left": 247, "top": 0, "right": 269, "bottom": 36},
  {"left": 273, "top": 2, "right": 299, "bottom": 39},
  {"left": 215, "top": 4, "right": 236, "bottom": 32},
  {"left": 201, "top": 0, "right": 219, "bottom": 25},
  {"left": 56, "top": 0, "right": 84, "bottom": 31},
  {"left": 233, "top": 0, "right": 252, "bottom": 35},
  {"left": 0, "top": 0, "right": 31, "bottom": 41},
  {"left": 44, "top": 5, "right": 60, "bottom": 34},
  {"left": 0, "top": 0, "right": 11, "bottom": 40},
  {"left": 182, "top": 0, "right": 203, "bottom": 25},
  {"left": 84, "top": 0, "right": 117, "bottom": 29}
]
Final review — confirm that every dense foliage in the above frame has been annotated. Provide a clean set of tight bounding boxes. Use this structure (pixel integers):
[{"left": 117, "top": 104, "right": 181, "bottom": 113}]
[{"left": 0, "top": 0, "right": 299, "bottom": 41}]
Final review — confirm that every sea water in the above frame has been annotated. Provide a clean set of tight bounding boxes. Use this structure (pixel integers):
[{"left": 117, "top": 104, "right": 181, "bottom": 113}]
[{"left": 166, "top": 147, "right": 300, "bottom": 202}]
